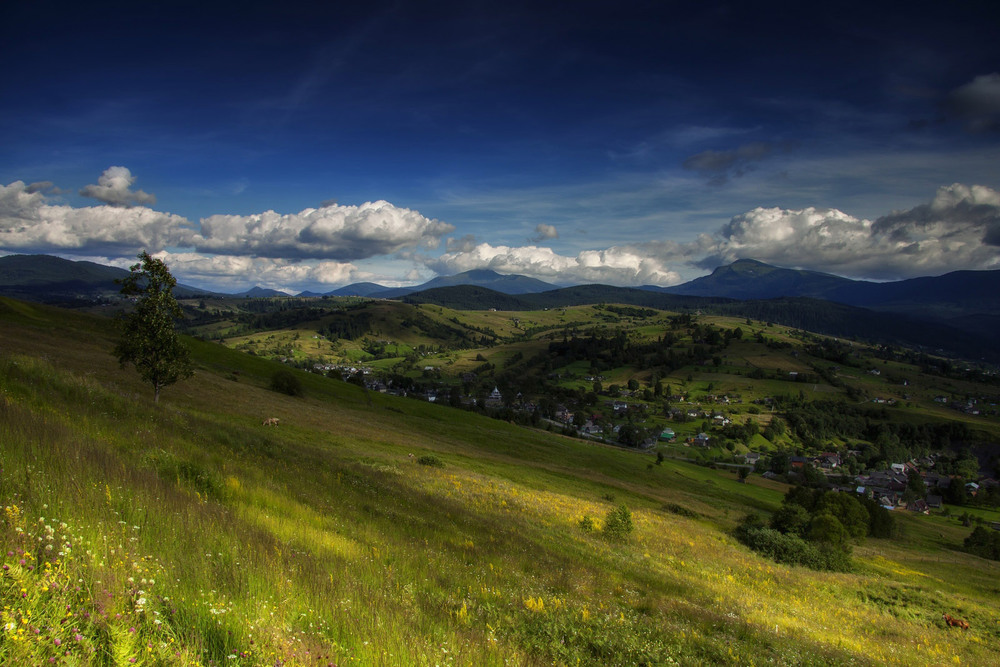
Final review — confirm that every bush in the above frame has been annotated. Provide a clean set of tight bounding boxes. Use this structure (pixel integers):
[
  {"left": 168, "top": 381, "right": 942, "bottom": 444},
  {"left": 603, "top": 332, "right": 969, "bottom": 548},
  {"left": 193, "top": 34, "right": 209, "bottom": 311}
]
[
  {"left": 735, "top": 523, "right": 852, "bottom": 571},
  {"left": 578, "top": 515, "right": 596, "bottom": 532},
  {"left": 270, "top": 368, "right": 304, "bottom": 397},
  {"left": 416, "top": 454, "right": 444, "bottom": 468},
  {"left": 964, "top": 526, "right": 1000, "bottom": 560},
  {"left": 734, "top": 512, "right": 852, "bottom": 572},
  {"left": 602, "top": 504, "right": 634, "bottom": 541}
]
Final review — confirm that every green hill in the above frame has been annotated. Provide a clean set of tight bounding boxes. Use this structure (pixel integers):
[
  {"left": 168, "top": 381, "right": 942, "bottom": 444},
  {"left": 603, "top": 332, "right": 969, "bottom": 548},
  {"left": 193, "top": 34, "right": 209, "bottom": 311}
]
[{"left": 1, "top": 297, "right": 999, "bottom": 665}]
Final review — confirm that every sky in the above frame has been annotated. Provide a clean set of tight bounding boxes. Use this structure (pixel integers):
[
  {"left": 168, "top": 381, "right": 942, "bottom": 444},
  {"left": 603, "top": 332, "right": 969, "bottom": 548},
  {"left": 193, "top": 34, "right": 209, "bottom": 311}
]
[{"left": 2, "top": 0, "right": 999, "bottom": 293}]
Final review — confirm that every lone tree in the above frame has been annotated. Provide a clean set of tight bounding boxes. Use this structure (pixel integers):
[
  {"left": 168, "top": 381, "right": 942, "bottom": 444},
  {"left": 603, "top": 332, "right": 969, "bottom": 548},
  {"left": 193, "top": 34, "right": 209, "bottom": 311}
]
[{"left": 114, "top": 251, "right": 192, "bottom": 402}]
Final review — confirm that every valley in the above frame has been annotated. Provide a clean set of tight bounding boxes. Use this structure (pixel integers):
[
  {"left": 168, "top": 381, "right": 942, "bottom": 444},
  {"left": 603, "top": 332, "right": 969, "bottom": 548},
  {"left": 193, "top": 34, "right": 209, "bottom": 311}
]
[{"left": 1, "top": 272, "right": 999, "bottom": 665}]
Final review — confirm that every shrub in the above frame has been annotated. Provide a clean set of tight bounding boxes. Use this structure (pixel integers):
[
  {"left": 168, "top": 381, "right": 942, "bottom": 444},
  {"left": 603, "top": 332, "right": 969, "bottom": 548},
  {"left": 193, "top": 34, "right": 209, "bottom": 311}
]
[
  {"left": 578, "top": 515, "right": 596, "bottom": 532},
  {"left": 964, "top": 526, "right": 1000, "bottom": 560},
  {"left": 734, "top": 512, "right": 852, "bottom": 572},
  {"left": 270, "top": 368, "right": 304, "bottom": 397},
  {"left": 416, "top": 454, "right": 444, "bottom": 467},
  {"left": 602, "top": 504, "right": 634, "bottom": 541}
]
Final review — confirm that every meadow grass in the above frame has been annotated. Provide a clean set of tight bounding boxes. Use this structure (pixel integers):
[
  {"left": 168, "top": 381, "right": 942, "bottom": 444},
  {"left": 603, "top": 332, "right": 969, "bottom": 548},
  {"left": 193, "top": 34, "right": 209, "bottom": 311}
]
[{"left": 2, "top": 298, "right": 999, "bottom": 665}]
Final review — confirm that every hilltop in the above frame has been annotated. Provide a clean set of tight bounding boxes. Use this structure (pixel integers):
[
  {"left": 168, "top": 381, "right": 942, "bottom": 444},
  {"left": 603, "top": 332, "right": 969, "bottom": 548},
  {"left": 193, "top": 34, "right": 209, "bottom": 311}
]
[{"left": 2, "top": 295, "right": 1000, "bottom": 665}]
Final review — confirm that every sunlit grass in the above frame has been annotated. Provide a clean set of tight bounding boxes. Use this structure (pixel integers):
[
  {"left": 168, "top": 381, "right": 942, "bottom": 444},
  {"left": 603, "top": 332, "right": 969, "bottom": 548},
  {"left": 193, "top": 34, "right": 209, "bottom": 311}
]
[{"left": 2, "top": 299, "right": 999, "bottom": 665}]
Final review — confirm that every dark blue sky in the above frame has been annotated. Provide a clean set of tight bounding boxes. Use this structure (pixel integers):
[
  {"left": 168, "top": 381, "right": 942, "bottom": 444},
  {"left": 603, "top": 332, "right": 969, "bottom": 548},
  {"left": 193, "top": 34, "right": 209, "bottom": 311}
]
[{"left": 2, "top": 1, "right": 999, "bottom": 291}]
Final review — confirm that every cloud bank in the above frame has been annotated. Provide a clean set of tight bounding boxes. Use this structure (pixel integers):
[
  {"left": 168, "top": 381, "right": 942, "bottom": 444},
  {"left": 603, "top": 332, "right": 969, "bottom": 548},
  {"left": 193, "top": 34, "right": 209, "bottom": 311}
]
[
  {"left": 430, "top": 183, "right": 1000, "bottom": 284},
  {"left": 701, "top": 183, "right": 1000, "bottom": 278},
  {"left": 189, "top": 200, "right": 454, "bottom": 260},
  {"left": 2, "top": 167, "right": 999, "bottom": 291},
  {"left": 152, "top": 252, "right": 360, "bottom": 293},
  {"left": 425, "top": 242, "right": 683, "bottom": 286},
  {"left": 1, "top": 179, "right": 189, "bottom": 254}
]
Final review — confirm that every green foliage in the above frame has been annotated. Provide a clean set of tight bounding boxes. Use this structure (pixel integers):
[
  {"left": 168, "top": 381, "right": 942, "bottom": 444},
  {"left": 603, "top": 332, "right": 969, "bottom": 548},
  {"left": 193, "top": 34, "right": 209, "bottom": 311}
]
[
  {"left": 964, "top": 526, "right": 1000, "bottom": 560},
  {"left": 602, "top": 504, "right": 634, "bottom": 541},
  {"left": 416, "top": 454, "right": 444, "bottom": 467},
  {"left": 817, "top": 492, "right": 869, "bottom": 540},
  {"left": 735, "top": 514, "right": 852, "bottom": 571},
  {"left": 113, "top": 251, "right": 192, "bottom": 402},
  {"left": 270, "top": 367, "right": 304, "bottom": 397},
  {"left": 578, "top": 515, "right": 596, "bottom": 532},
  {"left": 770, "top": 503, "right": 810, "bottom": 537},
  {"left": 807, "top": 512, "right": 850, "bottom": 549}
]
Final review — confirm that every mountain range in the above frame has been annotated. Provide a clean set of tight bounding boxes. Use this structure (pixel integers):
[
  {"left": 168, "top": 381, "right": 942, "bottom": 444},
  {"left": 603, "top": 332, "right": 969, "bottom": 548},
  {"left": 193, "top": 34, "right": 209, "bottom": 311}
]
[{"left": 2, "top": 253, "right": 998, "bottom": 359}]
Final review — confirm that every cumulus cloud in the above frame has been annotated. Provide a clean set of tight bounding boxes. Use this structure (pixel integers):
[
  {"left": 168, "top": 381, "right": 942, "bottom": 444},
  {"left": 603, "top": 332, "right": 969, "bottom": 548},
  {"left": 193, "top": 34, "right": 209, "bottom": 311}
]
[
  {"left": 946, "top": 73, "right": 1000, "bottom": 133},
  {"left": 531, "top": 223, "right": 558, "bottom": 242},
  {"left": 79, "top": 166, "right": 157, "bottom": 207},
  {"left": 425, "top": 242, "right": 682, "bottom": 286},
  {"left": 701, "top": 183, "right": 1000, "bottom": 278},
  {"left": 0, "top": 179, "right": 190, "bottom": 254},
  {"left": 424, "top": 183, "right": 1000, "bottom": 285},
  {"left": 190, "top": 200, "right": 454, "bottom": 260},
  {"left": 153, "top": 251, "right": 359, "bottom": 293}
]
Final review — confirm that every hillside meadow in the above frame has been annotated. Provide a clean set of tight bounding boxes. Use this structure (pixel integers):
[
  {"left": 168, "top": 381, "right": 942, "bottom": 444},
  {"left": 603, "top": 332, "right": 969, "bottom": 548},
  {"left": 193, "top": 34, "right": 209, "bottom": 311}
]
[{"left": 1, "top": 297, "right": 999, "bottom": 665}]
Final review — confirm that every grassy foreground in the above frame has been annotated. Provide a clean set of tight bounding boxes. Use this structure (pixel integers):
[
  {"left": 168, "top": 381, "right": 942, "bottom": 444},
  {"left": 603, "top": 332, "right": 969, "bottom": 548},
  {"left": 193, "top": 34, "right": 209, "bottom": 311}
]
[{"left": 1, "top": 297, "right": 999, "bottom": 665}]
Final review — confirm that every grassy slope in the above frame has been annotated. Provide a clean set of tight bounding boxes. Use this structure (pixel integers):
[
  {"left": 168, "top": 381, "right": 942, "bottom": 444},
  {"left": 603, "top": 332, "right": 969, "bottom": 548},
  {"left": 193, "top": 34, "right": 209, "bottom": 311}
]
[{"left": 1, "top": 297, "right": 999, "bottom": 666}]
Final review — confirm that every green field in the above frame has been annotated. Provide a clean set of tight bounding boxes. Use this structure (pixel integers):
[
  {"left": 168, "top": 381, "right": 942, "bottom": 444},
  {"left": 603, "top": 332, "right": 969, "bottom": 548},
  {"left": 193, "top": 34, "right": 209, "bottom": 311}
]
[{"left": 2, "top": 297, "right": 999, "bottom": 665}]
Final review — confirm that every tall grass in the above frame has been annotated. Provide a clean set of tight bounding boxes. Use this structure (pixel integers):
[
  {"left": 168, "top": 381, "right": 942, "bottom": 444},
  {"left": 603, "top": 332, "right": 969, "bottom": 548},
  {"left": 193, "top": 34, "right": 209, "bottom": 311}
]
[{"left": 1, "top": 301, "right": 999, "bottom": 665}]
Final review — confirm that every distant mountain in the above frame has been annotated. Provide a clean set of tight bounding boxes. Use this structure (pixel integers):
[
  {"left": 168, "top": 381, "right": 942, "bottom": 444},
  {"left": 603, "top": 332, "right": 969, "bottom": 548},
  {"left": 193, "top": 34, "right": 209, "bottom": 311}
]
[
  {"left": 0, "top": 254, "right": 213, "bottom": 301},
  {"left": 664, "top": 259, "right": 1000, "bottom": 329},
  {"left": 375, "top": 269, "right": 557, "bottom": 298},
  {"left": 235, "top": 286, "right": 291, "bottom": 298},
  {"left": 402, "top": 285, "right": 532, "bottom": 310},
  {"left": 322, "top": 282, "right": 392, "bottom": 297},
  {"left": 663, "top": 259, "right": 855, "bottom": 300}
]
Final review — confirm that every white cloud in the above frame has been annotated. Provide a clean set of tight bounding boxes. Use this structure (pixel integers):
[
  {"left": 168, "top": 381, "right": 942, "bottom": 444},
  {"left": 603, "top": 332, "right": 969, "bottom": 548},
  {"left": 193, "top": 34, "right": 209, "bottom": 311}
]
[
  {"left": 154, "top": 251, "right": 359, "bottom": 293},
  {"left": 190, "top": 200, "right": 454, "bottom": 260},
  {"left": 702, "top": 183, "right": 1000, "bottom": 278},
  {"left": 0, "top": 179, "right": 190, "bottom": 254},
  {"left": 79, "top": 166, "right": 157, "bottom": 207},
  {"left": 425, "top": 242, "right": 682, "bottom": 286},
  {"left": 424, "top": 183, "right": 1000, "bottom": 285}
]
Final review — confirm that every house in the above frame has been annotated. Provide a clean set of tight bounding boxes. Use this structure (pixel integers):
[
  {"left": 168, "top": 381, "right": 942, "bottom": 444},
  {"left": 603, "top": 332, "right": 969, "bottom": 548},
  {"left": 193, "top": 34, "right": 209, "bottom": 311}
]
[
  {"left": 554, "top": 405, "right": 573, "bottom": 422},
  {"left": 659, "top": 428, "right": 676, "bottom": 441},
  {"left": 693, "top": 432, "right": 711, "bottom": 447},
  {"left": 906, "top": 499, "right": 930, "bottom": 514},
  {"left": 817, "top": 453, "right": 841, "bottom": 468},
  {"left": 485, "top": 387, "right": 504, "bottom": 408},
  {"left": 790, "top": 456, "right": 808, "bottom": 469},
  {"left": 926, "top": 495, "right": 943, "bottom": 509},
  {"left": 744, "top": 452, "right": 761, "bottom": 466}
]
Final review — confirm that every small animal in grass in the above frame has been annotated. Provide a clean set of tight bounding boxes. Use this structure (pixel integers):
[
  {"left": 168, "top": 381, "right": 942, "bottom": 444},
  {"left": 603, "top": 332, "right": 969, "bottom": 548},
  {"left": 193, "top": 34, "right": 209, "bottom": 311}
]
[
  {"left": 943, "top": 613, "right": 969, "bottom": 630},
  {"left": 262, "top": 417, "right": 280, "bottom": 426}
]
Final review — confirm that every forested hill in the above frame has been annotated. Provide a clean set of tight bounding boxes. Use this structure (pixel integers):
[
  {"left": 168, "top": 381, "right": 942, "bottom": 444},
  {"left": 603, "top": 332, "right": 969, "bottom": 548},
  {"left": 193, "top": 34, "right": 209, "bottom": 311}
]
[{"left": 402, "top": 285, "right": 998, "bottom": 362}]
